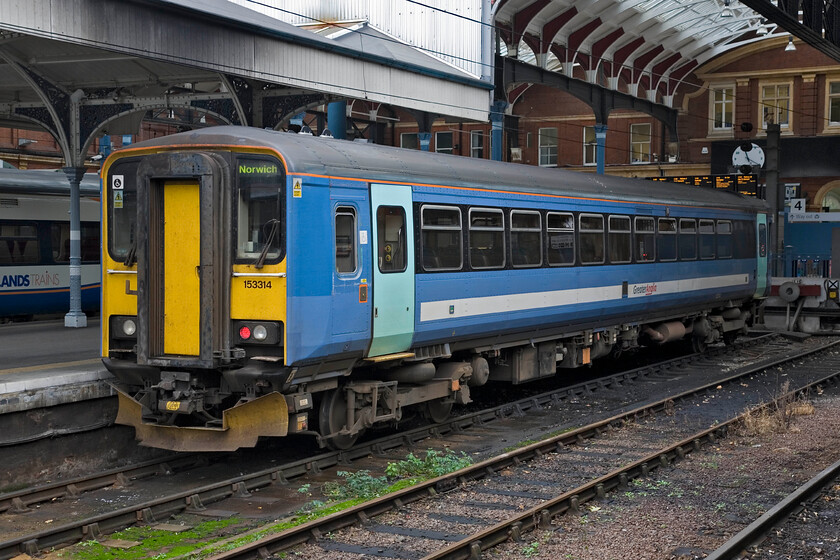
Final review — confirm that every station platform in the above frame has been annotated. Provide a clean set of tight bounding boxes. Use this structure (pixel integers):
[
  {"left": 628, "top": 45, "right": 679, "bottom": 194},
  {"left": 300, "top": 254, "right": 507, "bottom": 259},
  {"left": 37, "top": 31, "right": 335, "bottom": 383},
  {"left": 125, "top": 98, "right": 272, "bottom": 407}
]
[{"left": 0, "top": 318, "right": 114, "bottom": 447}]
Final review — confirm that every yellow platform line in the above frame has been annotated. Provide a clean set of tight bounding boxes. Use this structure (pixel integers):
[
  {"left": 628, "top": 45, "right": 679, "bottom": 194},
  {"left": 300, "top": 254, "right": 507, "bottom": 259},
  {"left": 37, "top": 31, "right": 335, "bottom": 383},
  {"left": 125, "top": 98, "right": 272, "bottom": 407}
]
[{"left": 0, "top": 358, "right": 102, "bottom": 376}]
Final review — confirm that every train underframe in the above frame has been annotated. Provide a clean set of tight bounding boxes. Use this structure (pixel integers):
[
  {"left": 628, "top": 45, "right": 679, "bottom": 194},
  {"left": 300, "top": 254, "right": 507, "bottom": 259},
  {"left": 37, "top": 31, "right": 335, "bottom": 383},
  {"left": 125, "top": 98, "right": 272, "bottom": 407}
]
[{"left": 108, "top": 302, "right": 754, "bottom": 452}]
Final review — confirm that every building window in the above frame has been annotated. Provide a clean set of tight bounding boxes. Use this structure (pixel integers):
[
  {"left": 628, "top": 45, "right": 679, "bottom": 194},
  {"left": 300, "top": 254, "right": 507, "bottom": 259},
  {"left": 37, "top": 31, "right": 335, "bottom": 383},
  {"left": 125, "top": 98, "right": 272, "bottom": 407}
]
[
  {"left": 436, "top": 131, "right": 454, "bottom": 154},
  {"left": 538, "top": 127, "right": 558, "bottom": 167},
  {"left": 630, "top": 123, "right": 651, "bottom": 163},
  {"left": 829, "top": 81, "right": 840, "bottom": 124},
  {"left": 470, "top": 130, "right": 484, "bottom": 158},
  {"left": 510, "top": 210, "right": 542, "bottom": 267},
  {"left": 469, "top": 208, "right": 504, "bottom": 269},
  {"left": 421, "top": 205, "right": 462, "bottom": 271},
  {"left": 761, "top": 83, "right": 790, "bottom": 129},
  {"left": 401, "top": 133, "right": 419, "bottom": 149},
  {"left": 711, "top": 86, "right": 734, "bottom": 130},
  {"left": 547, "top": 212, "right": 574, "bottom": 266},
  {"left": 583, "top": 126, "right": 597, "bottom": 166}
]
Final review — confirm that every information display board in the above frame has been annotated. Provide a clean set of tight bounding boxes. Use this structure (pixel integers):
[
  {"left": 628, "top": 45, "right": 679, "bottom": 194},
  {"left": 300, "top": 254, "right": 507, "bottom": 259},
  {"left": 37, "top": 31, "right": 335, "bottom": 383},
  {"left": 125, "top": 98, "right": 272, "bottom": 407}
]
[{"left": 649, "top": 174, "right": 758, "bottom": 196}]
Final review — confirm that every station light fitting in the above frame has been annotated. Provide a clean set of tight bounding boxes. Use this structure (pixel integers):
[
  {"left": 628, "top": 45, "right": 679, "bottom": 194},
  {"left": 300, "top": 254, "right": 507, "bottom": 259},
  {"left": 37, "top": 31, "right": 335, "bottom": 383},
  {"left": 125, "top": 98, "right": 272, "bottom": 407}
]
[
  {"left": 721, "top": 0, "right": 734, "bottom": 18},
  {"left": 785, "top": 35, "right": 796, "bottom": 51}
]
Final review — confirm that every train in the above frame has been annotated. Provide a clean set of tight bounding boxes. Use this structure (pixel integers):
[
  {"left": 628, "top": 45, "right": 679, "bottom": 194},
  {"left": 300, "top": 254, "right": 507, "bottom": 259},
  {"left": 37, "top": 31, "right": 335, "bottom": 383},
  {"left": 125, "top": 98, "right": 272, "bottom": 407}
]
[
  {"left": 0, "top": 168, "right": 100, "bottom": 319},
  {"left": 100, "top": 126, "right": 771, "bottom": 452}
]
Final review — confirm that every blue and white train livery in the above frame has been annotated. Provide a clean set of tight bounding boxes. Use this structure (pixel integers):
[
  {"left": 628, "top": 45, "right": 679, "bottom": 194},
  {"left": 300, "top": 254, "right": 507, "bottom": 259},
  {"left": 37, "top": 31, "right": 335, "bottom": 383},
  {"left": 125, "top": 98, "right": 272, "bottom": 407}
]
[
  {"left": 101, "top": 126, "right": 770, "bottom": 452},
  {"left": 0, "top": 169, "right": 100, "bottom": 319}
]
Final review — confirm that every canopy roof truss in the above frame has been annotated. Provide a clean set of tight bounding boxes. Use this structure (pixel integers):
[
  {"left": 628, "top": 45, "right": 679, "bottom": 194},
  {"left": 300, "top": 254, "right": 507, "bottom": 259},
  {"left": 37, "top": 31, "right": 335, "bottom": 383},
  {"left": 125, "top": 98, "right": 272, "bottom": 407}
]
[{"left": 494, "top": 0, "right": 786, "bottom": 103}]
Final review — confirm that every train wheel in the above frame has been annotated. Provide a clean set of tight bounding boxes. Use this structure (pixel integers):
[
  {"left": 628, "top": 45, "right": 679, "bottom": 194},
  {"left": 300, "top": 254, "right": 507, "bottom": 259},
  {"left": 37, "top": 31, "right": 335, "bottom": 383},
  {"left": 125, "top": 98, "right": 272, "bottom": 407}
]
[
  {"left": 423, "top": 398, "right": 453, "bottom": 424},
  {"left": 318, "top": 389, "right": 360, "bottom": 450},
  {"left": 690, "top": 336, "right": 707, "bottom": 354}
]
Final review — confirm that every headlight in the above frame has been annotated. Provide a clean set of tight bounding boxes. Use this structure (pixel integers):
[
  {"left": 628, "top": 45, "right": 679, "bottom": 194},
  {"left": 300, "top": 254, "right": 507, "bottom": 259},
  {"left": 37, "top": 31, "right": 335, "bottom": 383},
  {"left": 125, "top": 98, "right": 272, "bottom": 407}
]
[
  {"left": 110, "top": 315, "right": 138, "bottom": 339},
  {"left": 122, "top": 319, "right": 136, "bottom": 336},
  {"left": 253, "top": 325, "right": 268, "bottom": 341}
]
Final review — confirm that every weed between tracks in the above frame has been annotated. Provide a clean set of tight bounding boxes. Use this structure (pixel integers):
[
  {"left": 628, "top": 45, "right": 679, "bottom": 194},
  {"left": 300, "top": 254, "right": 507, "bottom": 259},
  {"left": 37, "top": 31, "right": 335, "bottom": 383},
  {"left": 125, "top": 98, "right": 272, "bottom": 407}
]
[{"left": 51, "top": 449, "right": 472, "bottom": 560}]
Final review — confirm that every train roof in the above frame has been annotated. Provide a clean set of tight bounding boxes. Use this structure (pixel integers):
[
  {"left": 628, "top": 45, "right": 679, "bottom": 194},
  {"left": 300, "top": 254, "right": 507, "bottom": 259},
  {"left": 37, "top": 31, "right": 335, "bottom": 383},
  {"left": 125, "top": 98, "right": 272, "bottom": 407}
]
[
  {"left": 0, "top": 168, "right": 100, "bottom": 197},
  {"left": 123, "top": 126, "right": 768, "bottom": 212}
]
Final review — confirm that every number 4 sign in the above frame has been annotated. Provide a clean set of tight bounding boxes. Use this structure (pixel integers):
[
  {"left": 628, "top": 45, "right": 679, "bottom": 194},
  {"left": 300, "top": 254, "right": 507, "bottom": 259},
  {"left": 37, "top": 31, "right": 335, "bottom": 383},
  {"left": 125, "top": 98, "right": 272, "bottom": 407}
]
[{"left": 790, "top": 198, "right": 806, "bottom": 212}]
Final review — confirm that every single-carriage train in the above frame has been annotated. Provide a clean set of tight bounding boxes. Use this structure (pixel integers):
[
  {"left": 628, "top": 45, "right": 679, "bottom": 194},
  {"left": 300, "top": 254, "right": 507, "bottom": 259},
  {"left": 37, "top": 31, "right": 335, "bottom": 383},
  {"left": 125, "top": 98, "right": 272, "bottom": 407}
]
[
  {"left": 0, "top": 168, "right": 100, "bottom": 319},
  {"left": 101, "top": 126, "right": 770, "bottom": 452}
]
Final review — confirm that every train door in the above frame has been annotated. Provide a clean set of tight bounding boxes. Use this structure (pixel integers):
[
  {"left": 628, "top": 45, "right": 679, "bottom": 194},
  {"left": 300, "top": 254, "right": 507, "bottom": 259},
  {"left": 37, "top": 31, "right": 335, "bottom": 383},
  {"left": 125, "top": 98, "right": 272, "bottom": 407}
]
[
  {"left": 755, "top": 213, "right": 769, "bottom": 297},
  {"left": 368, "top": 183, "right": 415, "bottom": 357}
]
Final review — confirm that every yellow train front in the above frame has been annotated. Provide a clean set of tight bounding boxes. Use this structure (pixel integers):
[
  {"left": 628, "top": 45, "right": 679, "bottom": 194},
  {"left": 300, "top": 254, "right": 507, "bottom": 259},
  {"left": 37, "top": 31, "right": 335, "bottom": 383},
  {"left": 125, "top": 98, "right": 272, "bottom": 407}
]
[{"left": 102, "top": 126, "right": 769, "bottom": 453}]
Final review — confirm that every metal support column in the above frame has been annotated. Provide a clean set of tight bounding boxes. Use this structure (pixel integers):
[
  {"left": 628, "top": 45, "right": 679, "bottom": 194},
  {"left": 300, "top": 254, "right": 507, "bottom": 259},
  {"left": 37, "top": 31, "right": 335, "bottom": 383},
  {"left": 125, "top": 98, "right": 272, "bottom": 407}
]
[
  {"left": 418, "top": 132, "right": 431, "bottom": 151},
  {"left": 490, "top": 100, "right": 508, "bottom": 162},
  {"left": 765, "top": 124, "right": 783, "bottom": 276},
  {"left": 63, "top": 166, "right": 87, "bottom": 328},
  {"left": 327, "top": 101, "right": 347, "bottom": 139},
  {"left": 595, "top": 124, "right": 608, "bottom": 175}
]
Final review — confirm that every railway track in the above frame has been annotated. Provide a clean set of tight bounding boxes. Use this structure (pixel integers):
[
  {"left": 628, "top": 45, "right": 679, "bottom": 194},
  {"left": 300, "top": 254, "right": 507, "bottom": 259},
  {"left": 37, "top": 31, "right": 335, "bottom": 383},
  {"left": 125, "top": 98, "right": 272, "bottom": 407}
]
[
  {"left": 704, "top": 457, "right": 840, "bottom": 560},
  {"left": 0, "top": 334, "right": 835, "bottom": 559}
]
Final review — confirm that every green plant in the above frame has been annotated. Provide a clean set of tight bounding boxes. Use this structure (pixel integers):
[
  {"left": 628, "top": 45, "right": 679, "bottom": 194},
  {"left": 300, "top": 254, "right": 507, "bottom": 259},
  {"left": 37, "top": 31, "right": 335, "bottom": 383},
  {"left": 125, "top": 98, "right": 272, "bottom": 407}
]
[
  {"left": 323, "top": 470, "right": 389, "bottom": 500},
  {"left": 385, "top": 449, "right": 472, "bottom": 479},
  {"left": 522, "top": 540, "right": 540, "bottom": 557}
]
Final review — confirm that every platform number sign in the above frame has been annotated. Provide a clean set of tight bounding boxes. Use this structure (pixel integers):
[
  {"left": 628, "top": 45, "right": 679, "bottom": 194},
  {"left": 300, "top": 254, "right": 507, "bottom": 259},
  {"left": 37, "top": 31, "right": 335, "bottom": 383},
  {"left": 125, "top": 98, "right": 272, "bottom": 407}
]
[
  {"left": 112, "top": 174, "right": 124, "bottom": 208},
  {"left": 790, "top": 198, "right": 806, "bottom": 212}
]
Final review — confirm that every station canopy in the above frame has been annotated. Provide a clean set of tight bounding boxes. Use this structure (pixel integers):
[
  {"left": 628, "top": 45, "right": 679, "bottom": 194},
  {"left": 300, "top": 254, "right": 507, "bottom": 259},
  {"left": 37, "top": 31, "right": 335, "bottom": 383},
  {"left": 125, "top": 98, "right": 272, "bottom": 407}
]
[{"left": 494, "top": 0, "right": 786, "bottom": 89}]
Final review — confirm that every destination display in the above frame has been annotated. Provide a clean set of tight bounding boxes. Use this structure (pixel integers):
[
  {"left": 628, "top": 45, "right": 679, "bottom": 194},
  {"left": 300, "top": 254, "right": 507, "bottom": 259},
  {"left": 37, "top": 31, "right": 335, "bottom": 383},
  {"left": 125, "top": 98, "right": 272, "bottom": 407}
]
[{"left": 649, "top": 174, "right": 758, "bottom": 196}]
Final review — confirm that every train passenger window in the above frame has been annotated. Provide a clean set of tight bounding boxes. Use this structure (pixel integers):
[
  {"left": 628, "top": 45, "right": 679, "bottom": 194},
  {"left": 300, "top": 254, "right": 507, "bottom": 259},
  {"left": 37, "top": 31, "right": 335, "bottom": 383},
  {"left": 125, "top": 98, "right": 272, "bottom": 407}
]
[
  {"left": 699, "top": 219, "right": 716, "bottom": 259},
  {"left": 634, "top": 217, "right": 655, "bottom": 262},
  {"left": 758, "top": 223, "right": 767, "bottom": 257},
  {"left": 658, "top": 218, "right": 677, "bottom": 262},
  {"left": 717, "top": 220, "right": 733, "bottom": 259},
  {"left": 546, "top": 212, "right": 574, "bottom": 266},
  {"left": 679, "top": 219, "right": 697, "bottom": 261},
  {"left": 469, "top": 208, "right": 504, "bottom": 269},
  {"left": 335, "top": 207, "right": 357, "bottom": 274},
  {"left": 421, "top": 205, "right": 462, "bottom": 271},
  {"left": 0, "top": 222, "right": 39, "bottom": 264},
  {"left": 511, "top": 210, "right": 542, "bottom": 267},
  {"left": 579, "top": 214, "right": 604, "bottom": 265},
  {"left": 52, "top": 223, "right": 99, "bottom": 263},
  {"left": 236, "top": 157, "right": 284, "bottom": 264},
  {"left": 608, "top": 216, "right": 631, "bottom": 264},
  {"left": 733, "top": 221, "right": 756, "bottom": 259},
  {"left": 376, "top": 206, "right": 406, "bottom": 273}
]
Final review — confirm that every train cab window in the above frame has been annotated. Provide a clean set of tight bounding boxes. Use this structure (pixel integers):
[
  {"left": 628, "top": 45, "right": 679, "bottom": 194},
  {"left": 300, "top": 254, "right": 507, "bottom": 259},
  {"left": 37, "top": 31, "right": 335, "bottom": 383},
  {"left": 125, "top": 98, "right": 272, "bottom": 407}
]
[
  {"left": 235, "top": 158, "right": 284, "bottom": 264},
  {"left": 511, "top": 210, "right": 542, "bottom": 267},
  {"left": 421, "top": 205, "right": 462, "bottom": 271},
  {"left": 0, "top": 222, "right": 38, "bottom": 264},
  {"left": 699, "top": 219, "right": 716, "bottom": 259},
  {"left": 106, "top": 161, "right": 138, "bottom": 263},
  {"left": 658, "top": 218, "right": 677, "bottom": 262},
  {"left": 376, "top": 206, "right": 406, "bottom": 273},
  {"left": 547, "top": 212, "right": 574, "bottom": 266},
  {"left": 52, "top": 223, "right": 99, "bottom": 263},
  {"left": 335, "top": 207, "right": 357, "bottom": 274},
  {"left": 469, "top": 208, "right": 505, "bottom": 269},
  {"left": 717, "top": 220, "right": 733, "bottom": 259},
  {"left": 608, "top": 215, "right": 631, "bottom": 264},
  {"left": 634, "top": 217, "right": 655, "bottom": 262},
  {"left": 679, "top": 219, "right": 697, "bottom": 261},
  {"left": 579, "top": 214, "right": 605, "bottom": 265}
]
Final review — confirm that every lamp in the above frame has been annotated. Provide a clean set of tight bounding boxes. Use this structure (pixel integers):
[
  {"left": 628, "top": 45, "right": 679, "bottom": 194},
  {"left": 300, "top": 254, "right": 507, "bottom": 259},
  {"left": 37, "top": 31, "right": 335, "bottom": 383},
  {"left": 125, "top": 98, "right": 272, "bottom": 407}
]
[
  {"left": 756, "top": 20, "right": 768, "bottom": 35},
  {"left": 785, "top": 35, "right": 796, "bottom": 51},
  {"left": 721, "top": 0, "right": 734, "bottom": 18}
]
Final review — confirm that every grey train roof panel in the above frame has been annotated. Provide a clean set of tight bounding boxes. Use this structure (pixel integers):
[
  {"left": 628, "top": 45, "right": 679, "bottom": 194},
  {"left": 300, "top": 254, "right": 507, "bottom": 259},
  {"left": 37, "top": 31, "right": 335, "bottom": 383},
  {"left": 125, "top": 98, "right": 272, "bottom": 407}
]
[
  {"left": 131, "top": 126, "right": 767, "bottom": 212},
  {"left": 0, "top": 168, "right": 100, "bottom": 197}
]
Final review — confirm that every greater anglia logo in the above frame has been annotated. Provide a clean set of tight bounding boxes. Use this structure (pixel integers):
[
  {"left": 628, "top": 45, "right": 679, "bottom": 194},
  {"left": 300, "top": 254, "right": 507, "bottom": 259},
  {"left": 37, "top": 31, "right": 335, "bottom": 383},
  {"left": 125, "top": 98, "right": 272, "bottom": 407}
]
[{"left": 633, "top": 283, "right": 658, "bottom": 296}]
